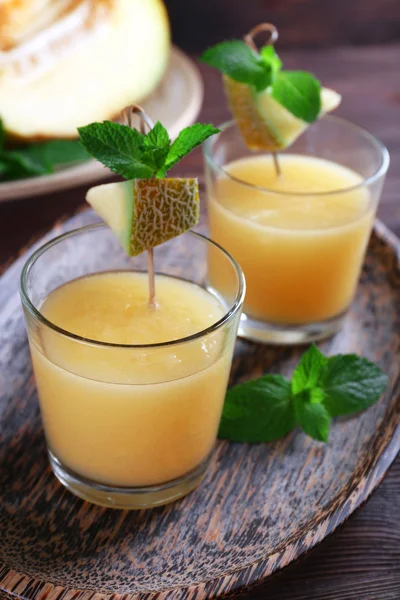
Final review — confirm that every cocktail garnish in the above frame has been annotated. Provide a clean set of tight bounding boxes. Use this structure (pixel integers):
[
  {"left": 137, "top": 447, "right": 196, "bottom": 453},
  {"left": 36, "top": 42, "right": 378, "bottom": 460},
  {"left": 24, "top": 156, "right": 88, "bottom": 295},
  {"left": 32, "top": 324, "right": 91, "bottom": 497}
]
[
  {"left": 201, "top": 23, "right": 341, "bottom": 173},
  {"left": 78, "top": 106, "right": 219, "bottom": 307}
]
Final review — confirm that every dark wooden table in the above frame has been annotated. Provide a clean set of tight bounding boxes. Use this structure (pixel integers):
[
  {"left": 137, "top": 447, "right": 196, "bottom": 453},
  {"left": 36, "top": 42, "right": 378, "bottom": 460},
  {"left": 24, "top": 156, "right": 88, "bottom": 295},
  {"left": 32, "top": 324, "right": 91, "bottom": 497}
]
[{"left": 1, "top": 46, "right": 399, "bottom": 599}]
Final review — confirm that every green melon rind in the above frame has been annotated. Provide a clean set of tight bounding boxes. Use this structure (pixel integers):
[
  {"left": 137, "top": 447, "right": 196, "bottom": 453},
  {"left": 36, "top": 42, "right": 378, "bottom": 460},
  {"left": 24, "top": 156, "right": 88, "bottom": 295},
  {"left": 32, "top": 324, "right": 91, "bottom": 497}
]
[{"left": 129, "top": 178, "right": 200, "bottom": 256}]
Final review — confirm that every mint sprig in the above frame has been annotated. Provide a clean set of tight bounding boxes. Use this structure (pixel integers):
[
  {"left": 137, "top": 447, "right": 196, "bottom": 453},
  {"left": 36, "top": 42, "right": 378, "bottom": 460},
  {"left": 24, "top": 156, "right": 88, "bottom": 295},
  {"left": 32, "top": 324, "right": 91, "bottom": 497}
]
[
  {"left": 200, "top": 40, "right": 322, "bottom": 123},
  {"left": 78, "top": 120, "right": 220, "bottom": 180},
  {"left": 0, "top": 118, "right": 89, "bottom": 182},
  {"left": 219, "top": 345, "right": 388, "bottom": 444}
]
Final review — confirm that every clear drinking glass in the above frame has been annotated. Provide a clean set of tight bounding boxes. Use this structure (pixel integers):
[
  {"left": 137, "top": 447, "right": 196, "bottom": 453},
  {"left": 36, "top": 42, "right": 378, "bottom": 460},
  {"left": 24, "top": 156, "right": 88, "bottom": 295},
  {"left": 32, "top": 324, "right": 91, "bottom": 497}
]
[
  {"left": 20, "top": 225, "right": 245, "bottom": 509},
  {"left": 204, "top": 115, "right": 389, "bottom": 344}
]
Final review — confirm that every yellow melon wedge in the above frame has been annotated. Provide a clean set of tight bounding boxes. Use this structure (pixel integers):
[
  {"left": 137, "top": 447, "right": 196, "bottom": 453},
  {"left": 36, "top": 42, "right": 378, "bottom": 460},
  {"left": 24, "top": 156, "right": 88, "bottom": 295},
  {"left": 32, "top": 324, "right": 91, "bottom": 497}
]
[
  {"left": 86, "top": 178, "right": 200, "bottom": 256},
  {"left": 224, "top": 75, "right": 341, "bottom": 151}
]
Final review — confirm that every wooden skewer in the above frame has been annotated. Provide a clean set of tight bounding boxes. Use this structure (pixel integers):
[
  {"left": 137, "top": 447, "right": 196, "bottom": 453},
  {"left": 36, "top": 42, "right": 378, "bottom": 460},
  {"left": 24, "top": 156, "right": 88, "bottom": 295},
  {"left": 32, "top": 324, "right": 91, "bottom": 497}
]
[
  {"left": 244, "top": 23, "right": 282, "bottom": 178},
  {"left": 272, "top": 152, "right": 281, "bottom": 177},
  {"left": 243, "top": 22, "right": 278, "bottom": 52},
  {"left": 146, "top": 247, "right": 156, "bottom": 309},
  {"left": 122, "top": 104, "right": 157, "bottom": 309}
]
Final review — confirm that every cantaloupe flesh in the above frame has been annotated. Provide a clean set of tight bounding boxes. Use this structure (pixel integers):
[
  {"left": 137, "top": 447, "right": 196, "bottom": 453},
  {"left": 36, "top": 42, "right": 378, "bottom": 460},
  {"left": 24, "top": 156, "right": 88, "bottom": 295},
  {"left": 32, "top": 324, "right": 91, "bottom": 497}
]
[{"left": 0, "top": 0, "right": 170, "bottom": 140}]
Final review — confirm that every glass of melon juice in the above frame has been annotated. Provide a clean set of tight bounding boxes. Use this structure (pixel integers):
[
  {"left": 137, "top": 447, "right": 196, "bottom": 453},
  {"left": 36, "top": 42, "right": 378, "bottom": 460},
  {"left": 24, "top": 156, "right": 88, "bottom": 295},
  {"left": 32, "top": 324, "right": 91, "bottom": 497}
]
[
  {"left": 204, "top": 115, "right": 389, "bottom": 344},
  {"left": 20, "top": 224, "right": 245, "bottom": 509}
]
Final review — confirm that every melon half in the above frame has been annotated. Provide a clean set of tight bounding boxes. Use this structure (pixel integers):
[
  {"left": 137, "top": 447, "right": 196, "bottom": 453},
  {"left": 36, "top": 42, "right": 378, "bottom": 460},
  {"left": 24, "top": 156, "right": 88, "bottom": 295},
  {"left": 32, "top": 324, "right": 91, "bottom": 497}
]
[{"left": 0, "top": 0, "right": 170, "bottom": 140}]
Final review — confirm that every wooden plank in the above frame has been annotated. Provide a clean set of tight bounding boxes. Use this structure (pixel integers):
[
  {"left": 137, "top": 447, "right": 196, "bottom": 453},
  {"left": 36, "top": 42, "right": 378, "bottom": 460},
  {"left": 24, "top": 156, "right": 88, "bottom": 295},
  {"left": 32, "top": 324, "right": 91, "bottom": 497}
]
[{"left": 166, "top": 0, "right": 400, "bottom": 50}]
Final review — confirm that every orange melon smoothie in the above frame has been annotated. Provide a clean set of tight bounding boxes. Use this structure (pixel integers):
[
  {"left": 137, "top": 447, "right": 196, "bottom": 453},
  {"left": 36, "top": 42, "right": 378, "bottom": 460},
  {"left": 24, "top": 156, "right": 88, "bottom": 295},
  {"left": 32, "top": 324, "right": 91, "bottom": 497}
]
[
  {"left": 29, "top": 272, "right": 233, "bottom": 494},
  {"left": 208, "top": 154, "right": 373, "bottom": 325},
  {"left": 21, "top": 223, "right": 244, "bottom": 510},
  {"left": 204, "top": 117, "right": 390, "bottom": 344},
  {"left": 20, "top": 109, "right": 241, "bottom": 508}
]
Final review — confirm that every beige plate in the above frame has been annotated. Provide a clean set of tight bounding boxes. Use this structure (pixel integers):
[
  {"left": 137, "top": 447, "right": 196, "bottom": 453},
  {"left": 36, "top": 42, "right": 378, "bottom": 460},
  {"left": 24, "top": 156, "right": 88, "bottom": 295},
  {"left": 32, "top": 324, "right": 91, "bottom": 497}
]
[{"left": 0, "top": 47, "right": 203, "bottom": 203}]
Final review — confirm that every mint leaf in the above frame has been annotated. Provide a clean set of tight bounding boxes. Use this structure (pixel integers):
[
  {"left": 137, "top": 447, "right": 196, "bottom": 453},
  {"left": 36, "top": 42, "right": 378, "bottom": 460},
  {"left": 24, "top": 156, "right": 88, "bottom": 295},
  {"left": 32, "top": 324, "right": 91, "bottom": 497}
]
[
  {"left": 78, "top": 121, "right": 154, "bottom": 179},
  {"left": 218, "top": 344, "right": 388, "bottom": 446},
  {"left": 143, "top": 121, "right": 170, "bottom": 172},
  {"left": 0, "top": 162, "right": 7, "bottom": 177},
  {"left": 200, "top": 40, "right": 271, "bottom": 92},
  {"left": 0, "top": 139, "right": 90, "bottom": 182},
  {"left": 0, "top": 148, "right": 51, "bottom": 177},
  {"left": 218, "top": 345, "right": 388, "bottom": 446},
  {"left": 309, "top": 387, "right": 326, "bottom": 404},
  {"left": 294, "top": 394, "right": 331, "bottom": 442},
  {"left": 321, "top": 354, "right": 388, "bottom": 417},
  {"left": 0, "top": 154, "right": 42, "bottom": 181},
  {"left": 37, "top": 139, "right": 89, "bottom": 165},
  {"left": 160, "top": 123, "right": 220, "bottom": 176},
  {"left": 271, "top": 71, "right": 321, "bottom": 123},
  {"left": 0, "top": 119, "right": 4, "bottom": 150},
  {"left": 146, "top": 121, "right": 170, "bottom": 149},
  {"left": 260, "top": 45, "right": 282, "bottom": 78},
  {"left": 291, "top": 344, "right": 328, "bottom": 395},
  {"left": 219, "top": 375, "right": 295, "bottom": 443}
]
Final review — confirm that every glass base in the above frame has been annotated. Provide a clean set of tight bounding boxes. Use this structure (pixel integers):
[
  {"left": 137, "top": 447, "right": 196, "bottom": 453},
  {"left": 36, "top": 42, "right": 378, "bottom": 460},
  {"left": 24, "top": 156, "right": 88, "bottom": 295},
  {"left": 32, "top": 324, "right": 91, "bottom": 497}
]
[
  {"left": 49, "top": 451, "right": 209, "bottom": 509},
  {"left": 238, "top": 311, "right": 346, "bottom": 345}
]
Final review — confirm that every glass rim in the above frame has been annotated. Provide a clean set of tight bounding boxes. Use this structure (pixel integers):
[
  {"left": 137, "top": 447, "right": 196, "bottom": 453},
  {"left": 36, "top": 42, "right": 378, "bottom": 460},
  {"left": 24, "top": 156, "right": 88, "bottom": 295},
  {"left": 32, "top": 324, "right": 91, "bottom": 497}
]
[
  {"left": 203, "top": 115, "right": 390, "bottom": 197},
  {"left": 20, "top": 224, "right": 246, "bottom": 349}
]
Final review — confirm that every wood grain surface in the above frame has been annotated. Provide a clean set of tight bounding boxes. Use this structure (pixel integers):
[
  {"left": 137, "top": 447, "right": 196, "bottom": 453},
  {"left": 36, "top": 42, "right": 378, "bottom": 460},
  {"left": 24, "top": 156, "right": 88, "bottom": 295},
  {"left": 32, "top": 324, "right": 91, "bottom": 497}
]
[
  {"left": 166, "top": 0, "right": 400, "bottom": 51},
  {"left": 0, "top": 46, "right": 400, "bottom": 599},
  {"left": 0, "top": 209, "right": 399, "bottom": 600}
]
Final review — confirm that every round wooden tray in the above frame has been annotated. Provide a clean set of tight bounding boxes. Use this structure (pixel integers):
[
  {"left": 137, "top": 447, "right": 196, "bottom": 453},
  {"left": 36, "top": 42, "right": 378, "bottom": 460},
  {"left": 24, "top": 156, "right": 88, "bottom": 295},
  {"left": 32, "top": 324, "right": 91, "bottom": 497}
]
[{"left": 0, "top": 211, "right": 399, "bottom": 600}]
